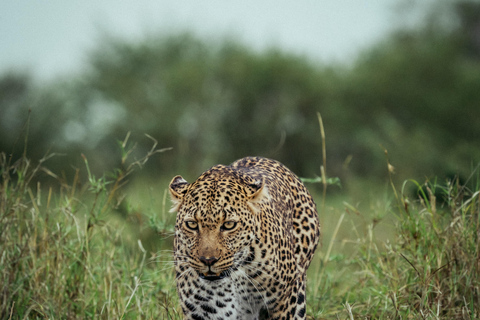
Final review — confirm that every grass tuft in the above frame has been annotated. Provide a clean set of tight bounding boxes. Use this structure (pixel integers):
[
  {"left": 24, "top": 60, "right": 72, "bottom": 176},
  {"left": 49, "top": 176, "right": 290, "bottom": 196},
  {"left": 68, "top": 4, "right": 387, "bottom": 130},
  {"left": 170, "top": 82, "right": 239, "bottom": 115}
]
[
  {"left": 308, "top": 171, "right": 480, "bottom": 319},
  {"left": 0, "top": 134, "right": 178, "bottom": 319}
]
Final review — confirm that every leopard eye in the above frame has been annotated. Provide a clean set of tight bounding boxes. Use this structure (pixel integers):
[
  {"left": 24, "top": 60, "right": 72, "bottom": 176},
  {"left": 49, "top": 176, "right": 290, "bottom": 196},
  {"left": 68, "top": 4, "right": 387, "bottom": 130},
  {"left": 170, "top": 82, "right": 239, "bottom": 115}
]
[
  {"left": 185, "top": 220, "right": 198, "bottom": 230},
  {"left": 221, "top": 221, "right": 237, "bottom": 231}
]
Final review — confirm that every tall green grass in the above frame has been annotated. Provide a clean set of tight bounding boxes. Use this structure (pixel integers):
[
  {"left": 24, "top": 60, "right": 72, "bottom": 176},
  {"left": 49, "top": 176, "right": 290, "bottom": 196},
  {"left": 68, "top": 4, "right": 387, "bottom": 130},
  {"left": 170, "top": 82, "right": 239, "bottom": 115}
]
[
  {"left": 1, "top": 137, "right": 479, "bottom": 318},
  {"left": 307, "top": 169, "right": 480, "bottom": 319},
  {"left": 0, "top": 135, "right": 180, "bottom": 319}
]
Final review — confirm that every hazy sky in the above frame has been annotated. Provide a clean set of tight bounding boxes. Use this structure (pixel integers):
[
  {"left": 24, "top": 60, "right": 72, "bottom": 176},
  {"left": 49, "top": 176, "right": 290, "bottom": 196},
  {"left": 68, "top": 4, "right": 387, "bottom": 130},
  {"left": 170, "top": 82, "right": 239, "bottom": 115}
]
[{"left": 1, "top": 0, "right": 417, "bottom": 81}]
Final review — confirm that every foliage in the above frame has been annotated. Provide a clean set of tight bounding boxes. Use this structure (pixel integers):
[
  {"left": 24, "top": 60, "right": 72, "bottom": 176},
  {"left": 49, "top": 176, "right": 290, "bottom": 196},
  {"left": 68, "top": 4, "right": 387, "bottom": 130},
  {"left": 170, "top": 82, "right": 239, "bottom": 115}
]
[
  {"left": 2, "top": 1, "right": 480, "bottom": 319},
  {"left": 0, "top": 135, "right": 177, "bottom": 319},
  {"left": 307, "top": 171, "right": 480, "bottom": 319},
  {"left": 1, "top": 2, "right": 480, "bottom": 184},
  {"left": 83, "top": 34, "right": 328, "bottom": 177},
  {"left": 2, "top": 137, "right": 480, "bottom": 319}
]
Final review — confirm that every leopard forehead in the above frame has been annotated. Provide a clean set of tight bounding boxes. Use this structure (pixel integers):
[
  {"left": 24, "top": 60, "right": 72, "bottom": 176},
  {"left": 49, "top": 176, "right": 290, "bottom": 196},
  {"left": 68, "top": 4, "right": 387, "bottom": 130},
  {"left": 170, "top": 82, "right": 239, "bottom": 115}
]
[{"left": 180, "top": 173, "right": 253, "bottom": 224}]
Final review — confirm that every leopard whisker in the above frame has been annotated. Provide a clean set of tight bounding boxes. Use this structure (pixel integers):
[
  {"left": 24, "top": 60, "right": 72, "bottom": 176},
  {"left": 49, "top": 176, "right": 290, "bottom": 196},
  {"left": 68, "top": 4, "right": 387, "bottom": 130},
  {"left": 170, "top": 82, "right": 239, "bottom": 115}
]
[
  {"left": 235, "top": 268, "right": 269, "bottom": 313},
  {"left": 240, "top": 263, "right": 278, "bottom": 281}
]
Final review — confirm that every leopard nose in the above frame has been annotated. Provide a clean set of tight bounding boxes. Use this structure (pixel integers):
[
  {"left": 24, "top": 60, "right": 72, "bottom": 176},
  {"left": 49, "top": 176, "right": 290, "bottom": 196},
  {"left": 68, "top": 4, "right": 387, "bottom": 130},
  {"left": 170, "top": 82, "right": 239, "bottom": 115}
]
[{"left": 199, "top": 256, "right": 219, "bottom": 266}]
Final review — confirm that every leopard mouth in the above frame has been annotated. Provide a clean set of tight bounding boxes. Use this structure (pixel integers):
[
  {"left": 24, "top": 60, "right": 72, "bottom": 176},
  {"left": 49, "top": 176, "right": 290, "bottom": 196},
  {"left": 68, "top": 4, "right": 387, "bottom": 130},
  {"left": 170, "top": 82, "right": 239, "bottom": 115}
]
[{"left": 198, "top": 270, "right": 229, "bottom": 281}]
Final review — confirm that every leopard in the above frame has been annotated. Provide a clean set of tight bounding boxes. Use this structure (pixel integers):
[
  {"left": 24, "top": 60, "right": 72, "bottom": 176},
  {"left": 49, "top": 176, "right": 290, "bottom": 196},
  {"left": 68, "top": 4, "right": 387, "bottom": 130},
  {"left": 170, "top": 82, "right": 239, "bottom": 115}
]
[{"left": 169, "top": 157, "right": 320, "bottom": 320}]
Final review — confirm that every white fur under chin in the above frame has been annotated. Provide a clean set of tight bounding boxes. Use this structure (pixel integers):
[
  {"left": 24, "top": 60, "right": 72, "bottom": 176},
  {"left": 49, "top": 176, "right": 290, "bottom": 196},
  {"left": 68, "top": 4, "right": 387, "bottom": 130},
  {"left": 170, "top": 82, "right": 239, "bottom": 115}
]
[{"left": 195, "top": 269, "right": 266, "bottom": 320}]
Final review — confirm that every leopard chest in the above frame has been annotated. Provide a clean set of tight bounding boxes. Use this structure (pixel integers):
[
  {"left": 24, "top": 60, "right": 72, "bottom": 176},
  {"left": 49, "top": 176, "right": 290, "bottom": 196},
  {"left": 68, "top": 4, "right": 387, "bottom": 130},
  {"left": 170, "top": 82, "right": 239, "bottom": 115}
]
[{"left": 179, "top": 273, "right": 269, "bottom": 320}]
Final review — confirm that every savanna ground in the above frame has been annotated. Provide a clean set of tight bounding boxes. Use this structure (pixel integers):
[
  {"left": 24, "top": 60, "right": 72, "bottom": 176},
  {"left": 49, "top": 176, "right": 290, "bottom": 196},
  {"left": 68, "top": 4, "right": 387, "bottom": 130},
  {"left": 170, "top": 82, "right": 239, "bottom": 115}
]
[{"left": 1, "top": 133, "right": 479, "bottom": 319}]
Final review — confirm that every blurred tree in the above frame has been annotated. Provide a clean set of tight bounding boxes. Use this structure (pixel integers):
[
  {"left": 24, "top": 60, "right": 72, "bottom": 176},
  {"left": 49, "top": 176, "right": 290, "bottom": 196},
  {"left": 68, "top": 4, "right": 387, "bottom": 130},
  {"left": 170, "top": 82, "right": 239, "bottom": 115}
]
[
  {"left": 2, "top": 0, "right": 480, "bottom": 186},
  {"left": 0, "top": 73, "right": 71, "bottom": 164},
  {"left": 0, "top": 73, "right": 32, "bottom": 155},
  {"left": 84, "top": 34, "right": 327, "bottom": 178},
  {"left": 334, "top": 0, "right": 480, "bottom": 179},
  {"left": 455, "top": 0, "right": 480, "bottom": 57}
]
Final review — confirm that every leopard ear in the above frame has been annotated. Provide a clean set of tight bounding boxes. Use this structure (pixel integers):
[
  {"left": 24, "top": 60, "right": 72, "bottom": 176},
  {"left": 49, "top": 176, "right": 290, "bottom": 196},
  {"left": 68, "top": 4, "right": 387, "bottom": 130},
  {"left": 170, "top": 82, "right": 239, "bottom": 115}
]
[
  {"left": 169, "top": 175, "right": 189, "bottom": 212},
  {"left": 246, "top": 178, "right": 269, "bottom": 213}
]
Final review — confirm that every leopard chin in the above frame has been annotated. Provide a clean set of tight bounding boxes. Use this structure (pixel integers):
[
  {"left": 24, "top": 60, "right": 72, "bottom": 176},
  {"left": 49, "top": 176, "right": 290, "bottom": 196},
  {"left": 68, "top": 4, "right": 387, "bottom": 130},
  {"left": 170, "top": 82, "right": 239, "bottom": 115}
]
[{"left": 198, "top": 270, "right": 229, "bottom": 281}]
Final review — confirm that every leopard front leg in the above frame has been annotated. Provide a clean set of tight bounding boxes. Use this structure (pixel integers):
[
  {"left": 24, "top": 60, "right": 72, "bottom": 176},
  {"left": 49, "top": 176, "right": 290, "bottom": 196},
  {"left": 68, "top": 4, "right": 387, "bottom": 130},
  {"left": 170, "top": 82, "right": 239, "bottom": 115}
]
[
  {"left": 267, "top": 275, "right": 308, "bottom": 320},
  {"left": 294, "top": 275, "right": 308, "bottom": 319}
]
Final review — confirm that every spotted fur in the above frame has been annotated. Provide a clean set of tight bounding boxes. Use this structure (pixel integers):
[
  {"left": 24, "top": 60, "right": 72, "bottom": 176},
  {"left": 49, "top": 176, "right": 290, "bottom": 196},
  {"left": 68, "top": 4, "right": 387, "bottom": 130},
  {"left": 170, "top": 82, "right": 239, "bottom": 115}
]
[{"left": 169, "top": 157, "right": 320, "bottom": 320}]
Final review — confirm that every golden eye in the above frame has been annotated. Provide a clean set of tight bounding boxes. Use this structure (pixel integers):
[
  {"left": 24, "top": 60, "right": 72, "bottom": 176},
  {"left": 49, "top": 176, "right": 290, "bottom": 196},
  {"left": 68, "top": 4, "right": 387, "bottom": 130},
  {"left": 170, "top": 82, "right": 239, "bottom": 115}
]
[
  {"left": 221, "top": 221, "right": 237, "bottom": 231},
  {"left": 185, "top": 220, "right": 198, "bottom": 230}
]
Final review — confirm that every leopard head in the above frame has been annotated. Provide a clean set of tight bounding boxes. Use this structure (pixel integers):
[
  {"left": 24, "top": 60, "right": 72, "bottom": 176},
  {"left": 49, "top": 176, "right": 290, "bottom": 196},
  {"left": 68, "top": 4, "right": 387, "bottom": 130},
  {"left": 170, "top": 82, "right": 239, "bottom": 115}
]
[{"left": 169, "top": 166, "right": 269, "bottom": 281}]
